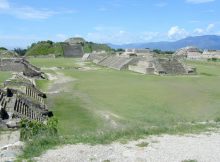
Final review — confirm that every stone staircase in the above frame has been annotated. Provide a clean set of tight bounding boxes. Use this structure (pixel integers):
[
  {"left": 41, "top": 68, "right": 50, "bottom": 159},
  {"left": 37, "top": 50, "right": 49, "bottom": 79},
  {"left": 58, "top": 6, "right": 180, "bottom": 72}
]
[
  {"left": 89, "top": 54, "right": 108, "bottom": 64},
  {"left": 13, "top": 97, "right": 48, "bottom": 122},
  {"left": 98, "top": 56, "right": 133, "bottom": 70},
  {"left": 154, "top": 59, "right": 186, "bottom": 74}
]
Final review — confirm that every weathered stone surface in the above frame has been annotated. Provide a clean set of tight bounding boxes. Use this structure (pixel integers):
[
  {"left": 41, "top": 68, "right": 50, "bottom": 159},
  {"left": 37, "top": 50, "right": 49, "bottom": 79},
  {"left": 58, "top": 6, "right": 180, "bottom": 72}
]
[
  {"left": 129, "top": 58, "right": 196, "bottom": 75},
  {"left": 62, "top": 43, "right": 84, "bottom": 58},
  {"left": 0, "top": 131, "right": 23, "bottom": 162},
  {"left": 6, "top": 120, "right": 19, "bottom": 128},
  {"left": 0, "top": 58, "right": 43, "bottom": 78},
  {"left": 0, "top": 72, "right": 52, "bottom": 126},
  {"left": 84, "top": 53, "right": 196, "bottom": 75}
]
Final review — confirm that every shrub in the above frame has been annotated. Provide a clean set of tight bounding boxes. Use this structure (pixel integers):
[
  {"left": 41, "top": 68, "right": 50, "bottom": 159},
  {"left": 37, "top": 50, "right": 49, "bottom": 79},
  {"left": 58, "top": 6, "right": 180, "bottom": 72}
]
[
  {"left": 20, "top": 117, "right": 58, "bottom": 141},
  {"left": 19, "top": 117, "right": 60, "bottom": 160}
]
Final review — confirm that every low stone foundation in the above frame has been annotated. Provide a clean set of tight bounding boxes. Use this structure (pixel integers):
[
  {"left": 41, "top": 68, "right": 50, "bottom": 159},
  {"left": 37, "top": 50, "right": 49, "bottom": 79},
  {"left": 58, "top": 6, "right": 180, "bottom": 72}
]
[
  {"left": 129, "top": 58, "right": 196, "bottom": 75},
  {"left": 0, "top": 58, "right": 43, "bottom": 78}
]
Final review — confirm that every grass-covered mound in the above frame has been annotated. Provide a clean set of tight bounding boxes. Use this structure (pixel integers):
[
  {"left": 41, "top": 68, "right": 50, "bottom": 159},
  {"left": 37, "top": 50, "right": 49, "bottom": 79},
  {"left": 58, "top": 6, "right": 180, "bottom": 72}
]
[
  {"left": 83, "top": 42, "right": 112, "bottom": 53},
  {"left": 26, "top": 40, "right": 63, "bottom": 57},
  {"left": 25, "top": 38, "right": 113, "bottom": 57}
]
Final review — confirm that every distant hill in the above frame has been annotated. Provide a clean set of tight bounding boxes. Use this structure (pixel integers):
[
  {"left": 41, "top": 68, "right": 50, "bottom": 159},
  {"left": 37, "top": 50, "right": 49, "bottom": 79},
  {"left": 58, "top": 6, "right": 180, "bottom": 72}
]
[
  {"left": 109, "top": 35, "right": 220, "bottom": 51},
  {"left": 25, "top": 38, "right": 112, "bottom": 56}
]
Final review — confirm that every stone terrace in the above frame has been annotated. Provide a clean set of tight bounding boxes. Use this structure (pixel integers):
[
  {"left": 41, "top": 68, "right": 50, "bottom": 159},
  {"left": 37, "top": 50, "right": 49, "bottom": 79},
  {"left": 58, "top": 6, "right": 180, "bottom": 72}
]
[{"left": 0, "top": 72, "right": 52, "bottom": 128}]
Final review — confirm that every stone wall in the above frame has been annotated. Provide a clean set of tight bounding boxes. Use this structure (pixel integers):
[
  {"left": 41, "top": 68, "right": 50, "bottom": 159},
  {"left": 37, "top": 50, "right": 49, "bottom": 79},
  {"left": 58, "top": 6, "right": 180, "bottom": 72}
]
[
  {"left": 128, "top": 61, "right": 155, "bottom": 74},
  {"left": 0, "top": 73, "right": 52, "bottom": 128},
  {"left": 0, "top": 58, "right": 43, "bottom": 78},
  {"left": 63, "top": 43, "right": 84, "bottom": 58}
]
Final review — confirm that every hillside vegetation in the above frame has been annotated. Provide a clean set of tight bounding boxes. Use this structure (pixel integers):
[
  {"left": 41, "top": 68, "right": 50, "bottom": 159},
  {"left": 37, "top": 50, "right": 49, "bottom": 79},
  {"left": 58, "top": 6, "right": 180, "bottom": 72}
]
[
  {"left": 83, "top": 42, "right": 112, "bottom": 53},
  {"left": 25, "top": 39, "right": 112, "bottom": 56},
  {"left": 26, "top": 41, "right": 63, "bottom": 57}
]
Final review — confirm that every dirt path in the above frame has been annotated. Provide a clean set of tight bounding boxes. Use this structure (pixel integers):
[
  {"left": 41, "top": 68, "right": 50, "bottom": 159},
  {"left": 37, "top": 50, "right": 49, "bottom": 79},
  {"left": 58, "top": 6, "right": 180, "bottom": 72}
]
[
  {"left": 35, "top": 131, "right": 220, "bottom": 162},
  {"left": 46, "top": 71, "right": 76, "bottom": 94}
]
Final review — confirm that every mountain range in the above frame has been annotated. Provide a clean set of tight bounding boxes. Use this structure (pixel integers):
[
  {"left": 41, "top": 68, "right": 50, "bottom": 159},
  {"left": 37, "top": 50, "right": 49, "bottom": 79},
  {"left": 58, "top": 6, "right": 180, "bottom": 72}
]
[{"left": 108, "top": 35, "right": 220, "bottom": 51}]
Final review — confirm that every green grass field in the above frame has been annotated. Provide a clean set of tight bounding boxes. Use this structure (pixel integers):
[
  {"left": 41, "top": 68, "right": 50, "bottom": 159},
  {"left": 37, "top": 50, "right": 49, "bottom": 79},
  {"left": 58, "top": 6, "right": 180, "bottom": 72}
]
[
  {"left": 28, "top": 58, "right": 220, "bottom": 139},
  {"left": 0, "top": 71, "right": 12, "bottom": 87},
  {"left": 18, "top": 58, "right": 220, "bottom": 159}
]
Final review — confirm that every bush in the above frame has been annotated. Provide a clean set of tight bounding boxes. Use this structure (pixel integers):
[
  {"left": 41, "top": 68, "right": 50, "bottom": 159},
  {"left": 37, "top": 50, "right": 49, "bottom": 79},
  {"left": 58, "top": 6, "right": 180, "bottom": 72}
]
[
  {"left": 20, "top": 117, "right": 58, "bottom": 141},
  {"left": 208, "top": 58, "right": 219, "bottom": 62},
  {"left": 19, "top": 117, "right": 60, "bottom": 160}
]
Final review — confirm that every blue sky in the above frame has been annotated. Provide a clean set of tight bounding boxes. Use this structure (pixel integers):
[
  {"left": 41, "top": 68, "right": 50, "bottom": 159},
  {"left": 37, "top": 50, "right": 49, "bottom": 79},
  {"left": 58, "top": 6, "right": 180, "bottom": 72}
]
[{"left": 0, "top": 0, "right": 219, "bottom": 48}]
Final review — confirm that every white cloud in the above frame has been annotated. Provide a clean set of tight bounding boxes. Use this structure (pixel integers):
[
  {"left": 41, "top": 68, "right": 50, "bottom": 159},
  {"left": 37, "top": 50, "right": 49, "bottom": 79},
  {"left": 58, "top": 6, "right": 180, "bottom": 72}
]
[
  {"left": 12, "top": 7, "right": 58, "bottom": 19},
  {"left": 186, "top": 0, "right": 215, "bottom": 4},
  {"left": 86, "top": 23, "right": 219, "bottom": 44},
  {"left": 192, "top": 23, "right": 216, "bottom": 36},
  {"left": 167, "top": 26, "right": 188, "bottom": 40},
  {"left": 193, "top": 28, "right": 205, "bottom": 35},
  {"left": 85, "top": 27, "right": 161, "bottom": 44},
  {"left": 0, "top": 0, "right": 74, "bottom": 19},
  {"left": 207, "top": 23, "right": 215, "bottom": 31}
]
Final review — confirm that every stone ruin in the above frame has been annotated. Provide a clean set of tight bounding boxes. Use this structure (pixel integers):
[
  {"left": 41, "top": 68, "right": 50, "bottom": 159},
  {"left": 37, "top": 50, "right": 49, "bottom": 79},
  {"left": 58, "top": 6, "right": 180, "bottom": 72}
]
[
  {"left": 0, "top": 58, "right": 44, "bottom": 78},
  {"left": 202, "top": 50, "right": 220, "bottom": 59},
  {"left": 62, "top": 37, "right": 84, "bottom": 58},
  {"left": 83, "top": 50, "right": 196, "bottom": 75},
  {"left": 83, "top": 53, "right": 137, "bottom": 70},
  {"left": 0, "top": 72, "right": 52, "bottom": 128},
  {"left": 129, "top": 58, "right": 196, "bottom": 75},
  {"left": 174, "top": 46, "right": 220, "bottom": 60},
  {"left": 174, "top": 46, "right": 202, "bottom": 60}
]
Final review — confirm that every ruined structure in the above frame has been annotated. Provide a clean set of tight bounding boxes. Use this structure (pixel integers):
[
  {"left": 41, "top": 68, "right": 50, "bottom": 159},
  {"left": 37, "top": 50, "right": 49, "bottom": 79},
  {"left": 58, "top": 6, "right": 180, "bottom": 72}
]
[
  {"left": 0, "top": 73, "right": 52, "bottom": 128},
  {"left": 122, "top": 48, "right": 152, "bottom": 57},
  {"left": 0, "top": 58, "right": 43, "bottom": 78},
  {"left": 63, "top": 37, "right": 84, "bottom": 57},
  {"left": 175, "top": 47, "right": 220, "bottom": 60},
  {"left": 202, "top": 50, "right": 220, "bottom": 59},
  {"left": 83, "top": 52, "right": 108, "bottom": 64},
  {"left": 174, "top": 46, "right": 202, "bottom": 60},
  {"left": 84, "top": 53, "right": 136, "bottom": 70},
  {"left": 129, "top": 58, "right": 196, "bottom": 75},
  {"left": 83, "top": 51, "right": 196, "bottom": 75},
  {"left": 98, "top": 56, "right": 136, "bottom": 70}
]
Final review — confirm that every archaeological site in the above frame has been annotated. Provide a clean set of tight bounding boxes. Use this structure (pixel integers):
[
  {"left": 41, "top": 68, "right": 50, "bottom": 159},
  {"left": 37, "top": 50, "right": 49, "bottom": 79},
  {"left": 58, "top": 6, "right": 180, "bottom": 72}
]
[
  {"left": 0, "top": 57, "right": 52, "bottom": 129},
  {"left": 83, "top": 49, "right": 196, "bottom": 75}
]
